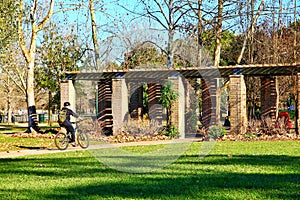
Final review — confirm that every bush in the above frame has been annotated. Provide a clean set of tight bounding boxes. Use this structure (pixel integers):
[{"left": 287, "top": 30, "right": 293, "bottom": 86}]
[
  {"left": 167, "top": 125, "right": 179, "bottom": 138},
  {"left": 159, "top": 125, "right": 180, "bottom": 139},
  {"left": 207, "top": 125, "right": 226, "bottom": 139}
]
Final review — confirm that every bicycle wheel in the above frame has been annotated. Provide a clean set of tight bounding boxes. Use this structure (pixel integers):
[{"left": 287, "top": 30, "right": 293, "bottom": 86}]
[
  {"left": 54, "top": 132, "right": 69, "bottom": 150},
  {"left": 77, "top": 131, "right": 89, "bottom": 149}
]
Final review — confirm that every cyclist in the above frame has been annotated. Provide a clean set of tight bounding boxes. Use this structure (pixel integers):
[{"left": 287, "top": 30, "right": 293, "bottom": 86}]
[{"left": 60, "top": 102, "right": 80, "bottom": 147}]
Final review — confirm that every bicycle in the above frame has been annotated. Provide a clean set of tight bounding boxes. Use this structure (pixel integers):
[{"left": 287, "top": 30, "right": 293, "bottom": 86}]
[{"left": 54, "top": 121, "right": 90, "bottom": 150}]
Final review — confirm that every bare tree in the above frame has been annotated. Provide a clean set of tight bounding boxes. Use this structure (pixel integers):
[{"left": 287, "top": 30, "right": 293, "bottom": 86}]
[
  {"left": 17, "top": 0, "right": 54, "bottom": 132},
  {"left": 237, "top": 0, "right": 264, "bottom": 64},
  {"left": 135, "top": 0, "right": 191, "bottom": 68},
  {"left": 89, "top": 0, "right": 101, "bottom": 71},
  {"left": 213, "top": 0, "right": 223, "bottom": 67},
  {"left": 186, "top": 0, "right": 204, "bottom": 67}
]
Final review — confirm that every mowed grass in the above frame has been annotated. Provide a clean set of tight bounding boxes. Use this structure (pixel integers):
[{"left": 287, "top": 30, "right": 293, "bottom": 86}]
[
  {"left": 0, "top": 134, "right": 55, "bottom": 152},
  {"left": 0, "top": 124, "right": 56, "bottom": 152},
  {"left": 0, "top": 141, "right": 300, "bottom": 200}
]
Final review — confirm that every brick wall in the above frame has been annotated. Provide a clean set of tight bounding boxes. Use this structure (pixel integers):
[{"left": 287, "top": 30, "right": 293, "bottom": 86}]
[
  {"left": 297, "top": 73, "right": 300, "bottom": 133},
  {"left": 201, "top": 79, "right": 218, "bottom": 128},
  {"left": 229, "top": 75, "right": 247, "bottom": 134},
  {"left": 148, "top": 83, "right": 163, "bottom": 124},
  {"left": 261, "top": 77, "right": 278, "bottom": 120},
  {"left": 169, "top": 76, "right": 185, "bottom": 138},
  {"left": 60, "top": 80, "right": 76, "bottom": 111},
  {"left": 97, "top": 79, "right": 113, "bottom": 134},
  {"left": 112, "top": 78, "right": 129, "bottom": 135}
]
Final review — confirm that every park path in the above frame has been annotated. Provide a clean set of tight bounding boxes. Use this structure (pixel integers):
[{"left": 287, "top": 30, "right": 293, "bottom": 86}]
[{"left": 0, "top": 138, "right": 201, "bottom": 158}]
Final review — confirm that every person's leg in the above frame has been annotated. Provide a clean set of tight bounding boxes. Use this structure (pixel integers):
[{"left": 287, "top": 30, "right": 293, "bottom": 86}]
[{"left": 63, "top": 121, "right": 75, "bottom": 142}]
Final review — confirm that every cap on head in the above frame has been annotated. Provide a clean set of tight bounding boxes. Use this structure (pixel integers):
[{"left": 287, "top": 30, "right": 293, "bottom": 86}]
[{"left": 64, "top": 102, "right": 71, "bottom": 107}]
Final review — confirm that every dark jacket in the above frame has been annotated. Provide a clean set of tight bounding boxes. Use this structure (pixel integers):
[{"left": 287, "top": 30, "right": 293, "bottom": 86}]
[{"left": 62, "top": 107, "right": 79, "bottom": 122}]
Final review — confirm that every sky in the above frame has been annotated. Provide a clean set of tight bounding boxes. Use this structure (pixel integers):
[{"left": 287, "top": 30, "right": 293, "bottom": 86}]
[{"left": 48, "top": 0, "right": 300, "bottom": 65}]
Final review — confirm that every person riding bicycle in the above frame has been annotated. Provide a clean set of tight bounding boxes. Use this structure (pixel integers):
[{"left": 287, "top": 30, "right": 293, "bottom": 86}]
[{"left": 60, "top": 102, "right": 80, "bottom": 147}]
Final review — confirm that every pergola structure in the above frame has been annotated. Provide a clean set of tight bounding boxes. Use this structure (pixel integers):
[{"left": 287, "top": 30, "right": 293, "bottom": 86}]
[{"left": 61, "top": 63, "right": 300, "bottom": 137}]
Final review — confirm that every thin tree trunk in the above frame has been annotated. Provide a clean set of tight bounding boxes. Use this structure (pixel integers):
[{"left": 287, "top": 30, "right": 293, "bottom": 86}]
[
  {"left": 6, "top": 76, "right": 12, "bottom": 124},
  {"left": 294, "top": 0, "right": 297, "bottom": 62},
  {"left": 197, "top": 0, "right": 203, "bottom": 67},
  {"left": 167, "top": 0, "right": 174, "bottom": 68},
  {"left": 89, "top": 0, "right": 101, "bottom": 71},
  {"left": 237, "top": 0, "right": 264, "bottom": 64},
  {"left": 214, "top": 0, "right": 223, "bottom": 67}
]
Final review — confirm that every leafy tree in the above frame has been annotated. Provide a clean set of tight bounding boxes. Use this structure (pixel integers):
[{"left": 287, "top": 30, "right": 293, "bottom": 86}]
[
  {"left": 159, "top": 80, "right": 178, "bottom": 129},
  {"left": 36, "top": 23, "right": 86, "bottom": 123},
  {"left": 202, "top": 29, "right": 237, "bottom": 66},
  {"left": 0, "top": 0, "right": 17, "bottom": 51},
  {"left": 0, "top": 0, "right": 24, "bottom": 122},
  {"left": 122, "top": 43, "right": 165, "bottom": 69}
]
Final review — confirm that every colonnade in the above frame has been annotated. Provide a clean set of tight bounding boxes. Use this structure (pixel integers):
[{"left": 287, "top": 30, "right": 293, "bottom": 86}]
[{"left": 61, "top": 73, "right": 300, "bottom": 137}]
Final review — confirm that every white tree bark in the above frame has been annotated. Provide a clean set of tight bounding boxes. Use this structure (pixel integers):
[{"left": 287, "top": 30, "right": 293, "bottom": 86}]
[{"left": 17, "top": 0, "right": 54, "bottom": 132}]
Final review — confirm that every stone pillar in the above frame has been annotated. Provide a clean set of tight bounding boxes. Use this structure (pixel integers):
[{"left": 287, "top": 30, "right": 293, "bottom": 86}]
[
  {"left": 169, "top": 76, "right": 185, "bottom": 139},
  {"left": 112, "top": 78, "right": 128, "bottom": 135},
  {"left": 261, "top": 76, "right": 278, "bottom": 120},
  {"left": 148, "top": 83, "right": 163, "bottom": 124},
  {"left": 201, "top": 78, "right": 218, "bottom": 128},
  {"left": 229, "top": 75, "right": 247, "bottom": 134},
  {"left": 98, "top": 79, "right": 113, "bottom": 134},
  {"left": 60, "top": 80, "right": 76, "bottom": 111}
]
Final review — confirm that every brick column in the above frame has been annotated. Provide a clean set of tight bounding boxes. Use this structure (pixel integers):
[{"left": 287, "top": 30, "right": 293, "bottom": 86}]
[
  {"left": 261, "top": 76, "right": 278, "bottom": 120},
  {"left": 148, "top": 83, "right": 163, "bottom": 124},
  {"left": 112, "top": 78, "right": 128, "bottom": 135},
  {"left": 297, "top": 73, "right": 300, "bottom": 134},
  {"left": 98, "top": 79, "right": 113, "bottom": 134},
  {"left": 169, "top": 76, "right": 185, "bottom": 139},
  {"left": 60, "top": 80, "right": 76, "bottom": 111},
  {"left": 229, "top": 75, "right": 247, "bottom": 134},
  {"left": 201, "top": 78, "right": 218, "bottom": 128},
  {"left": 128, "top": 82, "right": 143, "bottom": 119}
]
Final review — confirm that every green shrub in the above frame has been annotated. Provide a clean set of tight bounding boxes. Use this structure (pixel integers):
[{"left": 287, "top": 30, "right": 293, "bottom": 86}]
[
  {"left": 207, "top": 125, "right": 226, "bottom": 139},
  {"left": 160, "top": 125, "right": 179, "bottom": 138}
]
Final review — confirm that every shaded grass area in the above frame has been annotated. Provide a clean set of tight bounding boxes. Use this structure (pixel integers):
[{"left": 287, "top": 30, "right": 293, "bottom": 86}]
[
  {"left": 0, "top": 123, "right": 59, "bottom": 133},
  {"left": 0, "top": 141, "right": 300, "bottom": 199}
]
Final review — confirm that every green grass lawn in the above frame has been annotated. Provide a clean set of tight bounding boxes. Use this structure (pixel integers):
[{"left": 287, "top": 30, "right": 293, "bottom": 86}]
[
  {"left": 0, "top": 125, "right": 56, "bottom": 152},
  {"left": 0, "top": 140, "right": 299, "bottom": 199}
]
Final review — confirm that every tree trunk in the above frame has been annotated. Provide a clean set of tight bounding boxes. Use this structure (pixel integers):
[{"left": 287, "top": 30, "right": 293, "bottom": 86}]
[
  {"left": 167, "top": 105, "right": 172, "bottom": 129},
  {"left": 17, "top": 0, "right": 54, "bottom": 132},
  {"left": 294, "top": 0, "right": 297, "bottom": 62},
  {"left": 89, "top": 0, "right": 101, "bottom": 71},
  {"left": 237, "top": 0, "right": 264, "bottom": 64},
  {"left": 214, "top": 0, "right": 223, "bottom": 67},
  {"left": 167, "top": 0, "right": 174, "bottom": 68},
  {"left": 197, "top": 0, "right": 203, "bottom": 67},
  {"left": 26, "top": 58, "right": 39, "bottom": 132}
]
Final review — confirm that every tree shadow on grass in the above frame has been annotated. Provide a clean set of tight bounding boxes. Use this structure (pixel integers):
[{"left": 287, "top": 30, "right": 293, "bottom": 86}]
[
  {"left": 0, "top": 153, "right": 299, "bottom": 199},
  {"left": 178, "top": 154, "right": 300, "bottom": 167},
  {"left": 14, "top": 145, "right": 49, "bottom": 150}
]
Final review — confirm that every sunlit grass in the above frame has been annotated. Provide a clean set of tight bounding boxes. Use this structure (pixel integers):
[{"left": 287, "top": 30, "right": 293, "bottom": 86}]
[
  {"left": 0, "top": 123, "right": 58, "bottom": 152},
  {"left": 120, "top": 144, "right": 166, "bottom": 153},
  {"left": 0, "top": 134, "right": 55, "bottom": 152},
  {"left": 0, "top": 141, "right": 299, "bottom": 199}
]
